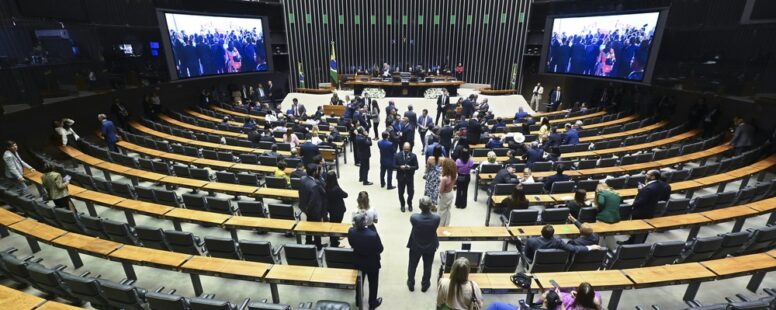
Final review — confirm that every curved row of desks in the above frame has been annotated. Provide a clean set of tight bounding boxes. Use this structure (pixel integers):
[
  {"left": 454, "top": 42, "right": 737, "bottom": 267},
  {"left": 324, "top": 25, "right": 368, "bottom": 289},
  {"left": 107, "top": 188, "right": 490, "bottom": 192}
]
[
  {"left": 0, "top": 208, "right": 362, "bottom": 307},
  {"left": 0, "top": 284, "right": 81, "bottom": 310}
]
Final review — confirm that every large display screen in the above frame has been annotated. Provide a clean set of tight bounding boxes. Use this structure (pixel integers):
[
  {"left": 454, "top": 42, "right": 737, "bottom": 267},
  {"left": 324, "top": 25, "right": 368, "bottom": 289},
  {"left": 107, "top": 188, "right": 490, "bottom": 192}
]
[
  {"left": 541, "top": 10, "right": 667, "bottom": 83},
  {"left": 158, "top": 11, "right": 271, "bottom": 80}
]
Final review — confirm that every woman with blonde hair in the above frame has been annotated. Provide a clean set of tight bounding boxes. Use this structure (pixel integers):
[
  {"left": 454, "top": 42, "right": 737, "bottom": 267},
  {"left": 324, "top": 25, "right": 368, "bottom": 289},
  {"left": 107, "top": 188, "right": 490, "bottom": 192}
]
[
  {"left": 437, "top": 257, "right": 483, "bottom": 310},
  {"left": 284, "top": 131, "right": 300, "bottom": 148},
  {"left": 595, "top": 182, "right": 621, "bottom": 249},
  {"left": 354, "top": 191, "right": 378, "bottom": 229},
  {"left": 424, "top": 146, "right": 444, "bottom": 205},
  {"left": 538, "top": 117, "right": 551, "bottom": 142},
  {"left": 438, "top": 158, "right": 458, "bottom": 226},
  {"left": 477, "top": 151, "right": 498, "bottom": 173},
  {"left": 310, "top": 126, "right": 322, "bottom": 145}
]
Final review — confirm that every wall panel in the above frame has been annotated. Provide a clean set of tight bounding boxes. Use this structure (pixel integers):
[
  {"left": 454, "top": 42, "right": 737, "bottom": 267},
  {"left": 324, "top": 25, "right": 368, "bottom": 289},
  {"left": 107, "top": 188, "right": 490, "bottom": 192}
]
[{"left": 282, "top": 0, "right": 529, "bottom": 90}]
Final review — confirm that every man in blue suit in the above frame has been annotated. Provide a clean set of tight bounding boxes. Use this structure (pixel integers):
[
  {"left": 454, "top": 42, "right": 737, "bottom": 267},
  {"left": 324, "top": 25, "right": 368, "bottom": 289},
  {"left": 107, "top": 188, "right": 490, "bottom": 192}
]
[
  {"left": 548, "top": 86, "right": 562, "bottom": 112},
  {"left": 406, "top": 196, "right": 440, "bottom": 292},
  {"left": 627, "top": 170, "right": 664, "bottom": 244},
  {"left": 543, "top": 165, "right": 570, "bottom": 192},
  {"left": 98, "top": 114, "right": 119, "bottom": 152},
  {"left": 525, "top": 141, "right": 544, "bottom": 167},
  {"left": 462, "top": 95, "right": 475, "bottom": 118},
  {"left": 563, "top": 123, "right": 580, "bottom": 145},
  {"left": 355, "top": 128, "right": 373, "bottom": 185},
  {"left": 298, "top": 140, "right": 320, "bottom": 166},
  {"left": 524, "top": 225, "right": 601, "bottom": 262},
  {"left": 349, "top": 213, "right": 384, "bottom": 309},
  {"left": 378, "top": 132, "right": 395, "bottom": 189}
]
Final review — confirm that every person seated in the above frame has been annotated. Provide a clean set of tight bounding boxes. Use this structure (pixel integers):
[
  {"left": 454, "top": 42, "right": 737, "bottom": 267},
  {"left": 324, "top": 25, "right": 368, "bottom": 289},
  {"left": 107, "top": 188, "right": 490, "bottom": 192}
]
[
  {"left": 525, "top": 141, "right": 544, "bottom": 166},
  {"left": 559, "top": 282, "right": 604, "bottom": 310},
  {"left": 319, "top": 135, "right": 337, "bottom": 149},
  {"left": 524, "top": 225, "right": 601, "bottom": 262},
  {"left": 289, "top": 162, "right": 306, "bottom": 179},
  {"left": 563, "top": 123, "right": 580, "bottom": 146},
  {"left": 477, "top": 151, "right": 498, "bottom": 172},
  {"left": 546, "top": 146, "right": 562, "bottom": 162},
  {"left": 274, "top": 160, "right": 290, "bottom": 186},
  {"left": 568, "top": 220, "right": 599, "bottom": 247},
  {"left": 491, "top": 117, "right": 507, "bottom": 132},
  {"left": 513, "top": 107, "right": 530, "bottom": 124},
  {"left": 504, "top": 150, "right": 523, "bottom": 165},
  {"left": 519, "top": 167, "right": 535, "bottom": 183},
  {"left": 242, "top": 118, "right": 257, "bottom": 131},
  {"left": 489, "top": 165, "right": 518, "bottom": 194},
  {"left": 500, "top": 185, "right": 530, "bottom": 217},
  {"left": 478, "top": 99, "right": 490, "bottom": 113},
  {"left": 247, "top": 129, "right": 262, "bottom": 146},
  {"left": 221, "top": 116, "right": 231, "bottom": 126},
  {"left": 543, "top": 165, "right": 571, "bottom": 192},
  {"left": 485, "top": 136, "right": 503, "bottom": 149},
  {"left": 424, "top": 141, "right": 448, "bottom": 161},
  {"left": 266, "top": 144, "right": 282, "bottom": 159},
  {"left": 547, "top": 126, "right": 564, "bottom": 148},
  {"left": 565, "top": 189, "right": 589, "bottom": 216},
  {"left": 286, "top": 147, "right": 301, "bottom": 160}
]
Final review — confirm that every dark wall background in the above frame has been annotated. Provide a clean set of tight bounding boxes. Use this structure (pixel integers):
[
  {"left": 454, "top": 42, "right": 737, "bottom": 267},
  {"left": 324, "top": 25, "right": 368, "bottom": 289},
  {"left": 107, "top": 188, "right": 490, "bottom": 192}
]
[{"left": 282, "top": 0, "right": 530, "bottom": 90}]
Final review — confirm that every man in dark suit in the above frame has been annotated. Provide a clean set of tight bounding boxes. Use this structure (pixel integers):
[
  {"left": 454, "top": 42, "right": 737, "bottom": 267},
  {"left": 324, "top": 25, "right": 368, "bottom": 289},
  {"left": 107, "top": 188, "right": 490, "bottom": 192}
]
[
  {"left": 98, "top": 114, "right": 119, "bottom": 152},
  {"left": 568, "top": 219, "right": 600, "bottom": 246},
  {"left": 627, "top": 170, "right": 663, "bottom": 244},
  {"left": 548, "top": 86, "right": 562, "bottom": 112},
  {"left": 730, "top": 117, "right": 755, "bottom": 155},
  {"left": 378, "top": 132, "right": 395, "bottom": 189},
  {"left": 563, "top": 123, "right": 580, "bottom": 146},
  {"left": 299, "top": 164, "right": 327, "bottom": 249},
  {"left": 524, "top": 225, "right": 601, "bottom": 262},
  {"left": 406, "top": 196, "right": 440, "bottom": 292},
  {"left": 394, "top": 142, "right": 419, "bottom": 212},
  {"left": 438, "top": 124, "right": 454, "bottom": 155},
  {"left": 404, "top": 105, "right": 418, "bottom": 129},
  {"left": 462, "top": 95, "right": 475, "bottom": 118},
  {"left": 399, "top": 117, "right": 415, "bottom": 150},
  {"left": 349, "top": 213, "right": 384, "bottom": 309},
  {"left": 355, "top": 128, "right": 373, "bottom": 185},
  {"left": 290, "top": 98, "right": 306, "bottom": 118},
  {"left": 266, "top": 80, "right": 276, "bottom": 108},
  {"left": 466, "top": 118, "right": 482, "bottom": 145},
  {"left": 543, "top": 165, "right": 570, "bottom": 192},
  {"left": 525, "top": 142, "right": 544, "bottom": 167},
  {"left": 546, "top": 126, "right": 564, "bottom": 148},
  {"left": 417, "top": 109, "right": 433, "bottom": 150},
  {"left": 436, "top": 91, "right": 450, "bottom": 125},
  {"left": 298, "top": 140, "right": 320, "bottom": 166},
  {"left": 489, "top": 166, "right": 517, "bottom": 194}
]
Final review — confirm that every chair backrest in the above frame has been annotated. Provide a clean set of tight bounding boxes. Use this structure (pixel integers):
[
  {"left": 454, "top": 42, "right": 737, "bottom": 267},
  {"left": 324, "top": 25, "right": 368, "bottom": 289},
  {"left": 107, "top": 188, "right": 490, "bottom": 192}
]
[
  {"left": 135, "top": 225, "right": 170, "bottom": 251},
  {"left": 182, "top": 193, "right": 207, "bottom": 211},
  {"left": 453, "top": 251, "right": 483, "bottom": 272},
  {"left": 189, "top": 168, "right": 211, "bottom": 181},
  {"left": 644, "top": 241, "right": 684, "bottom": 266},
  {"left": 577, "top": 160, "right": 597, "bottom": 170},
  {"left": 508, "top": 209, "right": 539, "bottom": 226},
  {"left": 25, "top": 263, "right": 80, "bottom": 304},
  {"left": 740, "top": 226, "right": 776, "bottom": 255},
  {"left": 259, "top": 156, "right": 278, "bottom": 166},
  {"left": 239, "top": 240, "right": 275, "bottom": 263},
  {"left": 541, "top": 208, "right": 570, "bottom": 224},
  {"left": 606, "top": 244, "right": 651, "bottom": 269},
  {"left": 662, "top": 198, "right": 690, "bottom": 216},
  {"left": 625, "top": 174, "right": 645, "bottom": 188},
  {"left": 153, "top": 189, "right": 181, "bottom": 206},
  {"left": 135, "top": 185, "right": 156, "bottom": 202},
  {"left": 60, "top": 273, "right": 109, "bottom": 308},
  {"left": 173, "top": 165, "right": 190, "bottom": 178},
  {"left": 247, "top": 301, "right": 293, "bottom": 310},
  {"left": 690, "top": 194, "right": 717, "bottom": 212},
  {"left": 532, "top": 162, "right": 553, "bottom": 172},
  {"left": 576, "top": 207, "right": 597, "bottom": 223},
  {"left": 79, "top": 214, "right": 108, "bottom": 239},
  {"left": 714, "top": 191, "right": 737, "bottom": 209},
  {"left": 323, "top": 247, "right": 356, "bottom": 269},
  {"left": 99, "top": 279, "right": 146, "bottom": 310},
  {"left": 282, "top": 244, "right": 319, "bottom": 267},
  {"left": 735, "top": 186, "right": 757, "bottom": 205},
  {"left": 204, "top": 237, "right": 241, "bottom": 259},
  {"left": 237, "top": 201, "right": 265, "bottom": 218},
  {"left": 567, "top": 249, "right": 606, "bottom": 271},
  {"left": 679, "top": 236, "right": 723, "bottom": 263},
  {"left": 480, "top": 251, "right": 520, "bottom": 273},
  {"left": 576, "top": 180, "right": 598, "bottom": 191},
  {"left": 146, "top": 292, "right": 189, "bottom": 310},
  {"left": 164, "top": 230, "right": 205, "bottom": 255},
  {"left": 494, "top": 184, "right": 515, "bottom": 196},
  {"left": 619, "top": 204, "right": 632, "bottom": 220},
  {"left": 189, "top": 297, "right": 237, "bottom": 310},
  {"left": 215, "top": 171, "right": 238, "bottom": 184},
  {"left": 529, "top": 249, "right": 569, "bottom": 273},
  {"left": 549, "top": 181, "right": 575, "bottom": 194},
  {"left": 206, "top": 197, "right": 234, "bottom": 215},
  {"left": 711, "top": 231, "right": 750, "bottom": 259},
  {"left": 521, "top": 183, "right": 544, "bottom": 195},
  {"left": 479, "top": 164, "right": 502, "bottom": 174},
  {"left": 32, "top": 201, "right": 59, "bottom": 226},
  {"left": 101, "top": 218, "right": 139, "bottom": 245},
  {"left": 52, "top": 208, "right": 86, "bottom": 234},
  {"left": 268, "top": 203, "right": 295, "bottom": 220},
  {"left": 605, "top": 176, "right": 627, "bottom": 189},
  {"left": 265, "top": 176, "right": 289, "bottom": 189},
  {"left": 598, "top": 158, "right": 617, "bottom": 168},
  {"left": 237, "top": 173, "right": 259, "bottom": 186}
]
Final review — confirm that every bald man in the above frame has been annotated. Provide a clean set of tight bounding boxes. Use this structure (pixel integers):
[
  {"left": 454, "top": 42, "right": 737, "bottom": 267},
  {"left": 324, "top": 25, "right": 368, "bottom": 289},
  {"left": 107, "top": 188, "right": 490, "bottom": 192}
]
[
  {"left": 568, "top": 220, "right": 600, "bottom": 246},
  {"left": 394, "top": 142, "right": 419, "bottom": 212}
]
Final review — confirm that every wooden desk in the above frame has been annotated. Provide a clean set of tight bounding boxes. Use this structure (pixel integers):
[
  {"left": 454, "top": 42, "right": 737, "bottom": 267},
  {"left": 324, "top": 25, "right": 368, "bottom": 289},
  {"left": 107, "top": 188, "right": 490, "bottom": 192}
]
[
  {"left": 209, "top": 105, "right": 266, "bottom": 121},
  {"left": 580, "top": 121, "right": 668, "bottom": 143},
  {"left": 587, "top": 221, "right": 653, "bottom": 236},
  {"left": 131, "top": 122, "right": 264, "bottom": 155},
  {"left": 159, "top": 176, "right": 209, "bottom": 190},
  {"left": 23, "top": 171, "right": 88, "bottom": 196},
  {"left": 441, "top": 273, "right": 523, "bottom": 293},
  {"left": 509, "top": 224, "right": 579, "bottom": 238},
  {"left": 51, "top": 233, "right": 123, "bottom": 268},
  {"left": 201, "top": 182, "right": 258, "bottom": 196},
  {"left": 645, "top": 213, "right": 710, "bottom": 230},
  {"left": 623, "top": 262, "right": 716, "bottom": 302},
  {"left": 223, "top": 216, "right": 297, "bottom": 234},
  {"left": 180, "top": 256, "right": 272, "bottom": 296},
  {"left": 77, "top": 190, "right": 126, "bottom": 216},
  {"left": 109, "top": 246, "right": 192, "bottom": 280},
  {"left": 10, "top": 219, "right": 67, "bottom": 241},
  {"left": 264, "top": 265, "right": 361, "bottom": 305},
  {"left": 534, "top": 270, "right": 633, "bottom": 309},
  {"left": 164, "top": 208, "right": 231, "bottom": 230},
  {"left": 160, "top": 114, "right": 245, "bottom": 138},
  {"left": 0, "top": 210, "right": 26, "bottom": 226},
  {"left": 36, "top": 301, "right": 84, "bottom": 310},
  {"left": 114, "top": 200, "right": 173, "bottom": 217},
  {"left": 701, "top": 253, "right": 776, "bottom": 295},
  {"left": 293, "top": 221, "right": 351, "bottom": 244},
  {"left": 0, "top": 284, "right": 46, "bottom": 309},
  {"left": 437, "top": 226, "right": 512, "bottom": 242}
]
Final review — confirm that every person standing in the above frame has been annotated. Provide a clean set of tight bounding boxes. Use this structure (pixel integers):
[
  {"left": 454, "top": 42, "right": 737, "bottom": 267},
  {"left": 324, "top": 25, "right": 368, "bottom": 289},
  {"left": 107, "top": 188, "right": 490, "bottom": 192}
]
[
  {"left": 406, "top": 196, "right": 440, "bottom": 293},
  {"left": 4, "top": 141, "right": 34, "bottom": 191},
  {"left": 299, "top": 140, "right": 320, "bottom": 166},
  {"left": 404, "top": 105, "right": 418, "bottom": 130},
  {"left": 41, "top": 163, "right": 75, "bottom": 211},
  {"left": 627, "top": 170, "right": 662, "bottom": 244},
  {"left": 423, "top": 154, "right": 442, "bottom": 206},
  {"left": 355, "top": 191, "right": 379, "bottom": 229},
  {"left": 454, "top": 150, "right": 474, "bottom": 209},
  {"left": 394, "top": 142, "right": 419, "bottom": 212},
  {"left": 325, "top": 171, "right": 348, "bottom": 247},
  {"left": 730, "top": 116, "right": 755, "bottom": 155},
  {"left": 454, "top": 63, "right": 464, "bottom": 81},
  {"left": 436, "top": 91, "right": 450, "bottom": 125},
  {"left": 438, "top": 158, "right": 457, "bottom": 227},
  {"left": 437, "top": 258, "right": 483, "bottom": 310},
  {"left": 348, "top": 213, "right": 384, "bottom": 309},
  {"left": 548, "top": 86, "right": 562, "bottom": 112},
  {"left": 110, "top": 98, "right": 130, "bottom": 130},
  {"left": 378, "top": 132, "right": 395, "bottom": 189},
  {"left": 370, "top": 100, "right": 381, "bottom": 139},
  {"left": 439, "top": 124, "right": 454, "bottom": 155},
  {"left": 299, "top": 164, "right": 327, "bottom": 249},
  {"left": 355, "top": 128, "right": 373, "bottom": 185},
  {"left": 417, "top": 109, "right": 433, "bottom": 151},
  {"left": 530, "top": 82, "right": 544, "bottom": 112},
  {"left": 98, "top": 114, "right": 119, "bottom": 152}
]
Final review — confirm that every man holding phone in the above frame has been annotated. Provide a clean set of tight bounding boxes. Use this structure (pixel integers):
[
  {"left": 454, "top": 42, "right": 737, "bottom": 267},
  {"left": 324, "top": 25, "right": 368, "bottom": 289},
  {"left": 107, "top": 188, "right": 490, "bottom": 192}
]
[
  {"left": 627, "top": 170, "right": 664, "bottom": 244},
  {"left": 394, "top": 142, "right": 419, "bottom": 212}
]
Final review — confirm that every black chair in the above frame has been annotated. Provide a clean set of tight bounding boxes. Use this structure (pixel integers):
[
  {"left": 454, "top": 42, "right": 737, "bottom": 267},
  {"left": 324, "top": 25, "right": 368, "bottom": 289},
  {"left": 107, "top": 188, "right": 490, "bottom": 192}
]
[
  {"left": 237, "top": 201, "right": 266, "bottom": 218},
  {"left": 567, "top": 249, "right": 607, "bottom": 271},
  {"left": 164, "top": 230, "right": 206, "bottom": 255},
  {"left": 190, "top": 296, "right": 250, "bottom": 310},
  {"left": 60, "top": 273, "right": 111, "bottom": 309},
  {"left": 32, "top": 201, "right": 60, "bottom": 227},
  {"left": 453, "top": 251, "right": 483, "bottom": 272},
  {"left": 322, "top": 247, "right": 356, "bottom": 269},
  {"left": 153, "top": 189, "right": 181, "bottom": 207},
  {"left": 247, "top": 300, "right": 293, "bottom": 310},
  {"left": 521, "top": 183, "right": 544, "bottom": 195},
  {"left": 479, "top": 251, "right": 520, "bottom": 273},
  {"left": 531, "top": 162, "right": 553, "bottom": 172},
  {"left": 146, "top": 292, "right": 189, "bottom": 310},
  {"left": 267, "top": 203, "right": 297, "bottom": 220},
  {"left": 690, "top": 194, "right": 718, "bottom": 213},
  {"left": 710, "top": 231, "right": 750, "bottom": 259},
  {"left": 80, "top": 214, "right": 109, "bottom": 239},
  {"left": 112, "top": 182, "right": 137, "bottom": 200},
  {"left": 281, "top": 244, "right": 319, "bottom": 266},
  {"left": 526, "top": 249, "right": 569, "bottom": 272},
  {"left": 577, "top": 207, "right": 597, "bottom": 223},
  {"left": 501, "top": 209, "right": 539, "bottom": 226},
  {"left": 738, "top": 226, "right": 776, "bottom": 255},
  {"left": 135, "top": 226, "right": 170, "bottom": 251},
  {"left": 25, "top": 262, "right": 83, "bottom": 305},
  {"left": 598, "top": 158, "right": 618, "bottom": 168},
  {"left": 237, "top": 173, "right": 259, "bottom": 187},
  {"left": 541, "top": 208, "right": 570, "bottom": 224},
  {"left": 135, "top": 185, "right": 156, "bottom": 203},
  {"left": 183, "top": 193, "right": 207, "bottom": 211},
  {"left": 662, "top": 199, "right": 690, "bottom": 216},
  {"left": 239, "top": 154, "right": 258, "bottom": 164},
  {"left": 576, "top": 180, "right": 598, "bottom": 192},
  {"left": 215, "top": 171, "right": 239, "bottom": 184},
  {"left": 605, "top": 244, "right": 651, "bottom": 269},
  {"left": 101, "top": 218, "right": 139, "bottom": 245},
  {"left": 239, "top": 240, "right": 276, "bottom": 264},
  {"left": 605, "top": 176, "right": 627, "bottom": 189},
  {"left": 189, "top": 168, "right": 212, "bottom": 181},
  {"left": 99, "top": 279, "right": 148, "bottom": 310},
  {"left": 549, "top": 181, "right": 575, "bottom": 194},
  {"left": 206, "top": 197, "right": 235, "bottom": 215},
  {"left": 678, "top": 236, "right": 723, "bottom": 263},
  {"left": 265, "top": 176, "right": 289, "bottom": 189},
  {"left": 714, "top": 191, "right": 737, "bottom": 209},
  {"left": 204, "top": 237, "right": 241, "bottom": 259},
  {"left": 735, "top": 186, "right": 758, "bottom": 205},
  {"left": 53, "top": 208, "right": 86, "bottom": 234},
  {"left": 576, "top": 160, "right": 597, "bottom": 170},
  {"left": 644, "top": 241, "right": 684, "bottom": 266},
  {"left": 173, "top": 165, "right": 191, "bottom": 178}
]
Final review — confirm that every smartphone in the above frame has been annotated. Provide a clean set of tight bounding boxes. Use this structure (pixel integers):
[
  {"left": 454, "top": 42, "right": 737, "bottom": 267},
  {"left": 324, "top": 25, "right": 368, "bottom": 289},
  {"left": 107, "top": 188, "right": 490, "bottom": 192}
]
[
  {"left": 63, "top": 175, "right": 71, "bottom": 182},
  {"left": 517, "top": 228, "right": 525, "bottom": 234}
]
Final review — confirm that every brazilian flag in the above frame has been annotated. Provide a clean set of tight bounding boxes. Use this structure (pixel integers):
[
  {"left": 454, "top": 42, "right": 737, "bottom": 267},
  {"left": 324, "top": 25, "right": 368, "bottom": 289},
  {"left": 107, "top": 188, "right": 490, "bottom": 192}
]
[
  {"left": 298, "top": 62, "right": 305, "bottom": 88},
  {"left": 329, "top": 41, "right": 338, "bottom": 87}
]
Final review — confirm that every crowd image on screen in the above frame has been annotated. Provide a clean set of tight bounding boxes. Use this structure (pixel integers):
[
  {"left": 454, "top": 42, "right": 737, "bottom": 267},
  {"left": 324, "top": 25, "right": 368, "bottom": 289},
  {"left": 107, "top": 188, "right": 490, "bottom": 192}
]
[
  {"left": 546, "top": 22, "right": 654, "bottom": 81},
  {"left": 168, "top": 26, "right": 268, "bottom": 78}
]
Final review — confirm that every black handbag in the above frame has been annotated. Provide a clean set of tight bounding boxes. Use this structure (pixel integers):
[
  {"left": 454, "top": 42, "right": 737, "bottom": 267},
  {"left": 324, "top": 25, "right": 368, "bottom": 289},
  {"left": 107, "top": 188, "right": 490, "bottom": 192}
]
[{"left": 511, "top": 272, "right": 532, "bottom": 289}]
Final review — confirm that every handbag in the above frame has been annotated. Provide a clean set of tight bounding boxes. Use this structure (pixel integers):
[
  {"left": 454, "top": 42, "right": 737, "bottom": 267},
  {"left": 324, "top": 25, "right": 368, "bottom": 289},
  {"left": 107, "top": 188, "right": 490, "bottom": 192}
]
[
  {"left": 510, "top": 272, "right": 532, "bottom": 289},
  {"left": 468, "top": 281, "right": 481, "bottom": 310}
]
